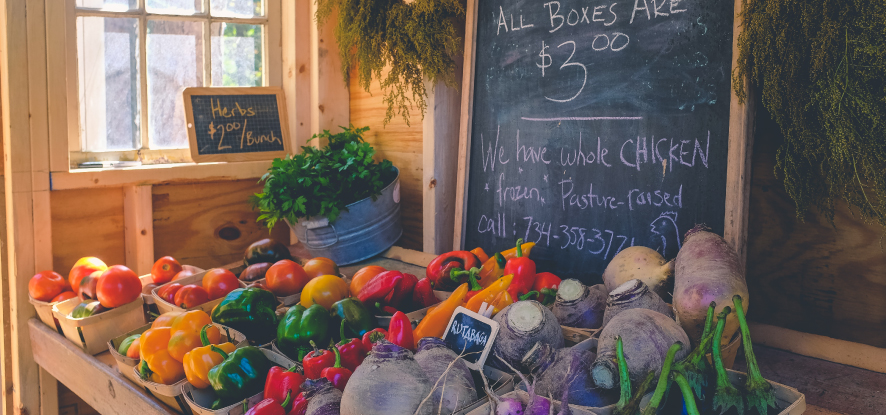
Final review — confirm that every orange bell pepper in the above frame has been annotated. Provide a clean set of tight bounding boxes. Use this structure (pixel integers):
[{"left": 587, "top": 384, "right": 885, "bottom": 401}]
[
  {"left": 152, "top": 311, "right": 183, "bottom": 328},
  {"left": 183, "top": 324, "right": 236, "bottom": 389},
  {"left": 470, "top": 248, "right": 490, "bottom": 264},
  {"left": 300, "top": 274, "right": 349, "bottom": 310},
  {"left": 413, "top": 283, "right": 469, "bottom": 348},
  {"left": 168, "top": 310, "right": 220, "bottom": 362},
  {"left": 139, "top": 327, "right": 186, "bottom": 385},
  {"left": 477, "top": 242, "right": 535, "bottom": 287},
  {"left": 465, "top": 274, "right": 514, "bottom": 313}
]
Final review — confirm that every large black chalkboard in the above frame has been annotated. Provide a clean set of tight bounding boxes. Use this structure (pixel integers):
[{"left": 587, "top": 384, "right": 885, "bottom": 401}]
[
  {"left": 183, "top": 87, "right": 291, "bottom": 162},
  {"left": 459, "top": 0, "right": 737, "bottom": 283}
]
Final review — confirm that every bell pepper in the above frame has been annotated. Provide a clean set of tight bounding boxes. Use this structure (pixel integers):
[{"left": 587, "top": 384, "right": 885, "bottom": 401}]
[
  {"left": 488, "top": 291, "right": 514, "bottom": 316},
  {"left": 426, "top": 251, "right": 481, "bottom": 290},
  {"left": 169, "top": 310, "right": 220, "bottom": 362},
  {"left": 384, "top": 273, "right": 418, "bottom": 308},
  {"left": 277, "top": 304, "right": 330, "bottom": 361},
  {"left": 300, "top": 274, "right": 348, "bottom": 310},
  {"left": 335, "top": 321, "right": 367, "bottom": 372},
  {"left": 208, "top": 346, "right": 273, "bottom": 409},
  {"left": 505, "top": 239, "right": 537, "bottom": 300},
  {"left": 152, "top": 310, "right": 183, "bottom": 328},
  {"left": 329, "top": 297, "right": 374, "bottom": 340},
  {"left": 183, "top": 324, "right": 236, "bottom": 389},
  {"left": 357, "top": 271, "right": 403, "bottom": 305},
  {"left": 361, "top": 328, "right": 387, "bottom": 352},
  {"left": 386, "top": 311, "right": 415, "bottom": 351},
  {"left": 465, "top": 274, "right": 514, "bottom": 313},
  {"left": 118, "top": 334, "right": 140, "bottom": 356},
  {"left": 375, "top": 303, "right": 398, "bottom": 315},
  {"left": 533, "top": 272, "right": 562, "bottom": 306},
  {"left": 457, "top": 268, "right": 484, "bottom": 302},
  {"left": 211, "top": 287, "right": 278, "bottom": 345},
  {"left": 320, "top": 348, "right": 352, "bottom": 391},
  {"left": 411, "top": 278, "right": 439, "bottom": 309},
  {"left": 290, "top": 392, "right": 308, "bottom": 415},
  {"left": 139, "top": 327, "right": 186, "bottom": 385},
  {"left": 263, "top": 365, "right": 305, "bottom": 406},
  {"left": 302, "top": 340, "right": 336, "bottom": 379},
  {"left": 246, "top": 392, "right": 291, "bottom": 415},
  {"left": 478, "top": 241, "right": 535, "bottom": 287},
  {"left": 412, "top": 283, "right": 469, "bottom": 348},
  {"left": 470, "top": 247, "right": 490, "bottom": 263}
]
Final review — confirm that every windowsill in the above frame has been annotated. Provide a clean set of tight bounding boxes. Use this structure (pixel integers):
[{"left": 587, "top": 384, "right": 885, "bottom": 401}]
[{"left": 50, "top": 160, "right": 272, "bottom": 190}]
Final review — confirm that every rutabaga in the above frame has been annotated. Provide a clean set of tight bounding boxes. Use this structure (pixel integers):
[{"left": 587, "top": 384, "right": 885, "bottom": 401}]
[
  {"left": 491, "top": 301, "right": 564, "bottom": 370},
  {"left": 600, "top": 279, "right": 674, "bottom": 328},
  {"left": 551, "top": 280, "right": 607, "bottom": 329},
  {"left": 413, "top": 337, "right": 477, "bottom": 414},
  {"left": 340, "top": 340, "right": 433, "bottom": 415},
  {"left": 602, "top": 246, "right": 674, "bottom": 301}
]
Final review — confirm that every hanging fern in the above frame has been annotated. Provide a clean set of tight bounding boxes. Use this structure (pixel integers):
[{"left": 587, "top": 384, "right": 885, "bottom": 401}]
[
  {"left": 315, "top": 0, "right": 464, "bottom": 125},
  {"left": 733, "top": 0, "right": 886, "bottom": 229}
]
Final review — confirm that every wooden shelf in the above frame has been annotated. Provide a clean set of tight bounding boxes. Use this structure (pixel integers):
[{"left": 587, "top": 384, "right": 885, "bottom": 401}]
[{"left": 50, "top": 161, "right": 273, "bottom": 190}]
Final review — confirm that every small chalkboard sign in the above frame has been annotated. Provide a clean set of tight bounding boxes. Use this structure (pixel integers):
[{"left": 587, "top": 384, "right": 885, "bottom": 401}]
[
  {"left": 183, "top": 87, "right": 292, "bottom": 163},
  {"left": 442, "top": 306, "right": 500, "bottom": 370}
]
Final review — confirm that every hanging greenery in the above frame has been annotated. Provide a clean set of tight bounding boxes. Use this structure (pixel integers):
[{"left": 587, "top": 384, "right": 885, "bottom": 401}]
[
  {"left": 733, "top": 0, "right": 886, "bottom": 229},
  {"left": 315, "top": 0, "right": 464, "bottom": 125}
]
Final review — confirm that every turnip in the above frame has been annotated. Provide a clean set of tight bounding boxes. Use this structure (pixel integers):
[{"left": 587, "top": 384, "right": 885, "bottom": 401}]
[
  {"left": 673, "top": 226, "right": 749, "bottom": 347},
  {"left": 521, "top": 341, "right": 617, "bottom": 407},
  {"left": 591, "top": 309, "right": 689, "bottom": 390},
  {"left": 303, "top": 377, "right": 343, "bottom": 415},
  {"left": 491, "top": 301, "right": 563, "bottom": 370},
  {"left": 601, "top": 279, "right": 674, "bottom": 328},
  {"left": 413, "top": 337, "right": 477, "bottom": 414},
  {"left": 341, "top": 340, "right": 433, "bottom": 415},
  {"left": 602, "top": 246, "right": 674, "bottom": 301},
  {"left": 551, "top": 281, "right": 607, "bottom": 329}
]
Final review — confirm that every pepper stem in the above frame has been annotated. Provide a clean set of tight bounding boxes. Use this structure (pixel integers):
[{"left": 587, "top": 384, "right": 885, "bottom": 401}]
[
  {"left": 331, "top": 346, "right": 342, "bottom": 369},
  {"left": 339, "top": 320, "right": 348, "bottom": 343},
  {"left": 280, "top": 391, "right": 292, "bottom": 409},
  {"left": 615, "top": 336, "right": 631, "bottom": 410},
  {"left": 539, "top": 288, "right": 557, "bottom": 306},
  {"left": 210, "top": 345, "right": 229, "bottom": 360},
  {"left": 369, "top": 331, "right": 385, "bottom": 343},
  {"left": 519, "top": 291, "right": 539, "bottom": 301},
  {"left": 242, "top": 400, "right": 248, "bottom": 413},
  {"left": 199, "top": 324, "right": 212, "bottom": 347},
  {"left": 310, "top": 340, "right": 320, "bottom": 357},
  {"left": 467, "top": 268, "right": 482, "bottom": 291},
  {"left": 494, "top": 252, "right": 506, "bottom": 269},
  {"left": 515, "top": 238, "right": 524, "bottom": 258},
  {"left": 139, "top": 360, "right": 153, "bottom": 381}
]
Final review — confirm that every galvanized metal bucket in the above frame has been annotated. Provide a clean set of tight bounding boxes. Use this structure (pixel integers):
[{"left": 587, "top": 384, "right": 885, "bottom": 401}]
[{"left": 287, "top": 167, "right": 402, "bottom": 265}]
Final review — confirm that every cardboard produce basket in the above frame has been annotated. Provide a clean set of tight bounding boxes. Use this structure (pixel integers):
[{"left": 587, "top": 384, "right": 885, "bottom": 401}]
[
  {"left": 29, "top": 295, "right": 66, "bottom": 331},
  {"left": 152, "top": 267, "right": 246, "bottom": 315},
  {"left": 140, "top": 265, "right": 205, "bottom": 305},
  {"left": 52, "top": 296, "right": 147, "bottom": 355}
]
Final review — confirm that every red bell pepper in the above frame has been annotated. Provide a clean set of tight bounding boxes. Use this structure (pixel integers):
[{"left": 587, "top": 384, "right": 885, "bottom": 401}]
[
  {"left": 533, "top": 272, "right": 562, "bottom": 306},
  {"left": 263, "top": 365, "right": 304, "bottom": 407},
  {"left": 505, "top": 239, "right": 537, "bottom": 300},
  {"left": 361, "top": 328, "right": 387, "bottom": 352},
  {"left": 411, "top": 278, "right": 439, "bottom": 308},
  {"left": 375, "top": 303, "right": 399, "bottom": 315},
  {"left": 459, "top": 268, "right": 484, "bottom": 302},
  {"left": 384, "top": 273, "right": 418, "bottom": 307},
  {"left": 320, "top": 348, "right": 352, "bottom": 391},
  {"left": 302, "top": 340, "right": 336, "bottom": 379},
  {"left": 426, "top": 251, "right": 481, "bottom": 290},
  {"left": 290, "top": 392, "right": 308, "bottom": 415},
  {"left": 385, "top": 311, "right": 415, "bottom": 351},
  {"left": 357, "top": 271, "right": 403, "bottom": 304},
  {"left": 335, "top": 321, "right": 367, "bottom": 371},
  {"left": 246, "top": 392, "right": 292, "bottom": 415}
]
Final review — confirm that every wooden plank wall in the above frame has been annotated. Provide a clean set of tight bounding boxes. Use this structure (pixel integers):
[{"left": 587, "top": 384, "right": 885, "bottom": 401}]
[{"left": 746, "top": 105, "right": 886, "bottom": 348}]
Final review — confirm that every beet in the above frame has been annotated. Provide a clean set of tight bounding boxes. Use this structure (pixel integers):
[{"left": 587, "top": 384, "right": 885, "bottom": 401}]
[
  {"left": 600, "top": 279, "right": 674, "bottom": 328},
  {"left": 521, "top": 342, "right": 618, "bottom": 407},
  {"left": 340, "top": 340, "right": 433, "bottom": 415},
  {"left": 303, "top": 378, "right": 342, "bottom": 415},
  {"left": 413, "top": 337, "right": 477, "bottom": 414},
  {"left": 491, "top": 301, "right": 563, "bottom": 370},
  {"left": 551, "top": 280, "right": 607, "bottom": 329}
]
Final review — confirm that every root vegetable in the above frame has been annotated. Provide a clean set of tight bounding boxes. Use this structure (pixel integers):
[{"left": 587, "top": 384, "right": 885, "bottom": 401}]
[
  {"left": 521, "top": 342, "right": 617, "bottom": 407},
  {"left": 413, "top": 337, "right": 477, "bottom": 414},
  {"left": 673, "top": 226, "right": 749, "bottom": 347},
  {"left": 551, "top": 281, "right": 607, "bottom": 329},
  {"left": 601, "top": 279, "right": 674, "bottom": 328},
  {"left": 491, "top": 301, "right": 563, "bottom": 370},
  {"left": 602, "top": 246, "right": 674, "bottom": 301},
  {"left": 303, "top": 377, "right": 343, "bottom": 415},
  {"left": 340, "top": 340, "right": 432, "bottom": 415}
]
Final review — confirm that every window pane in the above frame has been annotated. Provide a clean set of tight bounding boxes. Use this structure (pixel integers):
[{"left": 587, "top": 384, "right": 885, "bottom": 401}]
[
  {"left": 147, "top": 20, "right": 204, "bottom": 149},
  {"left": 76, "top": 0, "right": 137, "bottom": 11},
  {"left": 146, "top": 0, "right": 203, "bottom": 15},
  {"left": 211, "top": 0, "right": 263, "bottom": 18},
  {"left": 211, "top": 23, "right": 263, "bottom": 86},
  {"left": 77, "top": 17, "right": 140, "bottom": 151}
]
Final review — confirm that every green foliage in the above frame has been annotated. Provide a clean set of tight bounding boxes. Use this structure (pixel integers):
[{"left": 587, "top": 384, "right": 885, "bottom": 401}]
[
  {"left": 733, "top": 0, "right": 886, "bottom": 229},
  {"left": 250, "top": 125, "right": 396, "bottom": 230},
  {"left": 315, "top": 0, "right": 464, "bottom": 125}
]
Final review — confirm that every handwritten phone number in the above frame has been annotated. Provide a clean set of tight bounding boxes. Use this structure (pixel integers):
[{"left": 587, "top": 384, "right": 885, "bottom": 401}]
[{"left": 523, "top": 216, "right": 634, "bottom": 260}]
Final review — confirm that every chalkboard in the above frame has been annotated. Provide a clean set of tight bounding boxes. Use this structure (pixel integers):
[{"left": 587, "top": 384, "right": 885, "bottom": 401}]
[
  {"left": 455, "top": 0, "right": 750, "bottom": 283},
  {"left": 442, "top": 307, "right": 500, "bottom": 370},
  {"left": 183, "top": 87, "right": 292, "bottom": 162}
]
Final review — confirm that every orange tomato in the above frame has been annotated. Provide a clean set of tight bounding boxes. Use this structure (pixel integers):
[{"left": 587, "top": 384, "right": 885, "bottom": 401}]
[
  {"left": 68, "top": 257, "right": 107, "bottom": 295},
  {"left": 172, "top": 269, "right": 196, "bottom": 282},
  {"left": 28, "top": 271, "right": 68, "bottom": 302},
  {"left": 303, "top": 257, "right": 340, "bottom": 279},
  {"left": 349, "top": 265, "right": 386, "bottom": 296},
  {"left": 96, "top": 265, "right": 142, "bottom": 308},
  {"left": 51, "top": 291, "right": 78, "bottom": 303},
  {"left": 266, "top": 260, "right": 311, "bottom": 297},
  {"left": 173, "top": 285, "right": 209, "bottom": 309},
  {"left": 151, "top": 256, "right": 183, "bottom": 285},
  {"left": 202, "top": 268, "right": 240, "bottom": 300}
]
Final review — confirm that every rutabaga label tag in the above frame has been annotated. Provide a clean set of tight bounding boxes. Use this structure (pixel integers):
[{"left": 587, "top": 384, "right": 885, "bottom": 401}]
[{"left": 442, "top": 306, "right": 499, "bottom": 370}]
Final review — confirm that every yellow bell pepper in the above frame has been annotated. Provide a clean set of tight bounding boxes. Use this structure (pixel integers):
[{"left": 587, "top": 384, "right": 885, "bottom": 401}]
[
  {"left": 478, "top": 242, "right": 535, "bottom": 287},
  {"left": 300, "top": 274, "right": 349, "bottom": 310},
  {"left": 413, "top": 283, "right": 469, "bottom": 348},
  {"left": 152, "top": 310, "right": 183, "bottom": 328},
  {"left": 183, "top": 324, "right": 236, "bottom": 389},
  {"left": 168, "top": 310, "right": 220, "bottom": 362},
  {"left": 465, "top": 274, "right": 514, "bottom": 313},
  {"left": 139, "top": 327, "right": 186, "bottom": 385}
]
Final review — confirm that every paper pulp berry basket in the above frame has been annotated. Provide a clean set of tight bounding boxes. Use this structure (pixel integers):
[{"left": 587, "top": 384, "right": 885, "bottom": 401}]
[
  {"left": 52, "top": 296, "right": 147, "bottom": 355},
  {"left": 152, "top": 267, "right": 246, "bottom": 315},
  {"left": 29, "top": 295, "right": 66, "bottom": 332}
]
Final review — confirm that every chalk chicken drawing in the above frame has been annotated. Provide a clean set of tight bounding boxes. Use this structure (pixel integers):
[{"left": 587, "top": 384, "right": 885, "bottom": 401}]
[{"left": 649, "top": 212, "right": 681, "bottom": 258}]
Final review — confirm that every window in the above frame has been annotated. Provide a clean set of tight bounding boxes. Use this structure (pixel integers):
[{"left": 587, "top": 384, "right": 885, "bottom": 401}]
[{"left": 71, "top": 0, "right": 279, "bottom": 165}]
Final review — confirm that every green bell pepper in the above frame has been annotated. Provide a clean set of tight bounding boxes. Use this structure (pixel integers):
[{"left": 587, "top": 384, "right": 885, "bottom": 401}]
[
  {"left": 277, "top": 304, "right": 330, "bottom": 361},
  {"left": 117, "top": 334, "right": 140, "bottom": 356},
  {"left": 329, "top": 297, "right": 375, "bottom": 340},
  {"left": 210, "top": 287, "right": 277, "bottom": 345},
  {"left": 207, "top": 345, "right": 272, "bottom": 409}
]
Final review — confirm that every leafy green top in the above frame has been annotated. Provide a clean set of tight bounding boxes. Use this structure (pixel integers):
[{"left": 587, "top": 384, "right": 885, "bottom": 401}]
[{"left": 251, "top": 126, "right": 396, "bottom": 230}]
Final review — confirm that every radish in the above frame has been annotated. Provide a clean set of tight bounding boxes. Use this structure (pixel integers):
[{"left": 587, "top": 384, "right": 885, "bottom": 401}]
[
  {"left": 491, "top": 301, "right": 563, "bottom": 370},
  {"left": 602, "top": 246, "right": 673, "bottom": 301},
  {"left": 551, "top": 280, "right": 607, "bottom": 329},
  {"left": 673, "top": 226, "right": 749, "bottom": 347},
  {"left": 601, "top": 279, "right": 674, "bottom": 328}
]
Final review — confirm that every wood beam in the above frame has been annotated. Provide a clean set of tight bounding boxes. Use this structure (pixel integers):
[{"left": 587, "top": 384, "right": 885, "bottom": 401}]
[{"left": 123, "top": 185, "right": 155, "bottom": 275}]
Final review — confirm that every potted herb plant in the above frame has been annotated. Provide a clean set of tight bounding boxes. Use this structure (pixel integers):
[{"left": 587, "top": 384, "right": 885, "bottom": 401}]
[{"left": 251, "top": 125, "right": 401, "bottom": 265}]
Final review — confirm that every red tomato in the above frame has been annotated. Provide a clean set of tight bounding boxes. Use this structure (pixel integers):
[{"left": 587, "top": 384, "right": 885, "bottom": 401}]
[
  {"left": 202, "top": 268, "right": 240, "bottom": 300},
  {"left": 303, "top": 257, "right": 340, "bottom": 279},
  {"left": 171, "top": 269, "right": 196, "bottom": 282},
  {"left": 68, "top": 257, "right": 107, "bottom": 295},
  {"left": 96, "top": 265, "right": 142, "bottom": 308},
  {"left": 28, "top": 271, "right": 68, "bottom": 302},
  {"left": 173, "top": 285, "right": 209, "bottom": 308},
  {"left": 51, "top": 291, "right": 78, "bottom": 303},
  {"left": 266, "top": 260, "right": 311, "bottom": 297},
  {"left": 151, "top": 256, "right": 183, "bottom": 285},
  {"left": 157, "top": 283, "right": 183, "bottom": 304}
]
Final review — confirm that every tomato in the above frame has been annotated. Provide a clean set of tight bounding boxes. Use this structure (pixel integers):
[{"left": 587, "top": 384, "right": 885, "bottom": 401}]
[
  {"left": 68, "top": 257, "right": 107, "bottom": 295},
  {"left": 349, "top": 265, "right": 387, "bottom": 296},
  {"left": 303, "top": 257, "right": 340, "bottom": 279},
  {"left": 266, "top": 260, "right": 311, "bottom": 297},
  {"left": 78, "top": 270, "right": 103, "bottom": 301},
  {"left": 171, "top": 269, "right": 196, "bottom": 282},
  {"left": 28, "top": 271, "right": 68, "bottom": 302},
  {"left": 51, "top": 291, "right": 78, "bottom": 303},
  {"left": 202, "top": 268, "right": 240, "bottom": 300},
  {"left": 157, "top": 283, "right": 183, "bottom": 304},
  {"left": 173, "top": 285, "right": 209, "bottom": 309},
  {"left": 151, "top": 256, "right": 183, "bottom": 285},
  {"left": 96, "top": 265, "right": 142, "bottom": 308}
]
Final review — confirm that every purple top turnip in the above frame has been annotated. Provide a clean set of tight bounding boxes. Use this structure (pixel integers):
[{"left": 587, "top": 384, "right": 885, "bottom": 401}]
[{"left": 551, "top": 280, "right": 607, "bottom": 329}]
